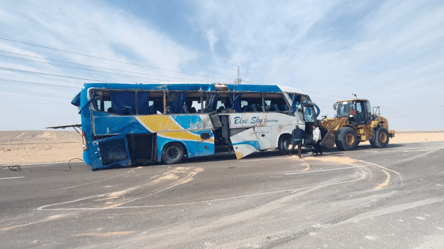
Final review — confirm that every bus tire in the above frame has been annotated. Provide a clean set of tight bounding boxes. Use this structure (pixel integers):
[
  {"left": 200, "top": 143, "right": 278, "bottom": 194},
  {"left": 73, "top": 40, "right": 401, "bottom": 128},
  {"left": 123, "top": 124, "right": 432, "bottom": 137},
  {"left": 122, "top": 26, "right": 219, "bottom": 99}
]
[
  {"left": 335, "top": 127, "right": 358, "bottom": 151},
  {"left": 278, "top": 135, "right": 292, "bottom": 155},
  {"left": 161, "top": 143, "right": 186, "bottom": 164},
  {"left": 373, "top": 127, "right": 389, "bottom": 148}
]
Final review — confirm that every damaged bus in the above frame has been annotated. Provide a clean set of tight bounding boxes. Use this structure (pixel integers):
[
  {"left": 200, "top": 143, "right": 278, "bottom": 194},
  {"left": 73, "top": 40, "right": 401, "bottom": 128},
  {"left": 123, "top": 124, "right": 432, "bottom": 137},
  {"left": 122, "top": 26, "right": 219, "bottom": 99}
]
[{"left": 71, "top": 83, "right": 320, "bottom": 170}]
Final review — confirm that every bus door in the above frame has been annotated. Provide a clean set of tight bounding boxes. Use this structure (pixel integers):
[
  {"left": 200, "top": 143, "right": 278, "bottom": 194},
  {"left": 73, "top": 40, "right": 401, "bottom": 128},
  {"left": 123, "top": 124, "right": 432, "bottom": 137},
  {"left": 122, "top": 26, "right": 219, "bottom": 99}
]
[{"left": 90, "top": 134, "right": 132, "bottom": 169}]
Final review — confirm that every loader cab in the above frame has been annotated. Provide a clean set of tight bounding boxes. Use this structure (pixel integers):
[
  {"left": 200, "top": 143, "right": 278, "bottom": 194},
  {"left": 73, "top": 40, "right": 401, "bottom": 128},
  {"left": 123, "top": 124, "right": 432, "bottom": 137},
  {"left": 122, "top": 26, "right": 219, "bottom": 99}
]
[{"left": 334, "top": 99, "right": 372, "bottom": 126}]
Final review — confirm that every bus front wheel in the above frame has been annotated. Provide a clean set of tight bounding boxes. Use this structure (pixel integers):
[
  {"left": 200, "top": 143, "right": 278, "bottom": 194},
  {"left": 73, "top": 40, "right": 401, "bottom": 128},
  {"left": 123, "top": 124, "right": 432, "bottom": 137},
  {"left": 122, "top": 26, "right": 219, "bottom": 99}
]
[
  {"left": 278, "top": 135, "right": 292, "bottom": 155},
  {"left": 161, "top": 143, "right": 186, "bottom": 164}
]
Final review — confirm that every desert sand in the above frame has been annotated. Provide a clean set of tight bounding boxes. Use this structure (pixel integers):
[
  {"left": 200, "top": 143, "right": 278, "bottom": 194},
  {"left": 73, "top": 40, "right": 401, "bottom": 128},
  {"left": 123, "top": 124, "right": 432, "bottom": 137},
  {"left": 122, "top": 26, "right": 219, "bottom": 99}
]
[
  {"left": 0, "top": 130, "right": 443, "bottom": 166},
  {"left": 0, "top": 131, "right": 82, "bottom": 166}
]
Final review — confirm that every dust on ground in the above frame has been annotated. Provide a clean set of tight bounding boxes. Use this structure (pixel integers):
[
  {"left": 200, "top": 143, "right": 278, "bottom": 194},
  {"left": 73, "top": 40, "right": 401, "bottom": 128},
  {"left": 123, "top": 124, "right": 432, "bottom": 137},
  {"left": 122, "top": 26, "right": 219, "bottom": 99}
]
[
  {"left": 0, "top": 130, "right": 443, "bottom": 165},
  {"left": 302, "top": 156, "right": 358, "bottom": 164}
]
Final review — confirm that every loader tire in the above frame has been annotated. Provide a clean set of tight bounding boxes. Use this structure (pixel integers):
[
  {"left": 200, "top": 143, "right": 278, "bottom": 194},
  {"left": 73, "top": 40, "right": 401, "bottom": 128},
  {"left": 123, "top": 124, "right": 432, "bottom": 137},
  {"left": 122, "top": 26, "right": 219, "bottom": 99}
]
[
  {"left": 372, "top": 127, "right": 389, "bottom": 148},
  {"left": 335, "top": 127, "right": 358, "bottom": 151}
]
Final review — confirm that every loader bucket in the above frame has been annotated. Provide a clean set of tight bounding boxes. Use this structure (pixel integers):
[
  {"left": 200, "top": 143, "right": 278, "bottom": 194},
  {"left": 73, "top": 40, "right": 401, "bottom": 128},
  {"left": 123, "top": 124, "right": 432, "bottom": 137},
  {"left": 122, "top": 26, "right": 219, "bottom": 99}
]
[{"left": 320, "top": 130, "right": 336, "bottom": 149}]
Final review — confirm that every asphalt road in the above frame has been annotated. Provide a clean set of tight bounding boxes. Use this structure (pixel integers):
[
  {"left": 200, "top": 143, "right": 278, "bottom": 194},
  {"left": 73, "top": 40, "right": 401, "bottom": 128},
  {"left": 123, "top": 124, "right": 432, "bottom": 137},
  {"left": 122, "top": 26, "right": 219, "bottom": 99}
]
[{"left": 1, "top": 141, "right": 444, "bottom": 249}]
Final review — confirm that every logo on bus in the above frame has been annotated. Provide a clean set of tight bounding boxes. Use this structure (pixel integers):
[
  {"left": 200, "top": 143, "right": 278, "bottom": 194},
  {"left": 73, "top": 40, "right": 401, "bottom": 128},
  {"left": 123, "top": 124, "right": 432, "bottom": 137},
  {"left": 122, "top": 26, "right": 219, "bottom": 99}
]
[{"left": 234, "top": 116, "right": 279, "bottom": 125}]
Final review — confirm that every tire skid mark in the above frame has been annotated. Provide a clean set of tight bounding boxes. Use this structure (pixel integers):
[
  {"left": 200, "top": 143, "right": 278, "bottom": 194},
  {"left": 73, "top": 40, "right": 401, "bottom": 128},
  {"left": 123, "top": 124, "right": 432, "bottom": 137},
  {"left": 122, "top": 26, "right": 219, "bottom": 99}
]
[
  {"left": 375, "top": 170, "right": 390, "bottom": 191},
  {"left": 74, "top": 231, "right": 135, "bottom": 237},
  {"left": 37, "top": 167, "right": 203, "bottom": 211},
  {"left": 55, "top": 167, "right": 141, "bottom": 191},
  {"left": 1, "top": 214, "right": 69, "bottom": 232},
  {"left": 3, "top": 167, "right": 204, "bottom": 232},
  {"left": 209, "top": 164, "right": 367, "bottom": 228},
  {"left": 301, "top": 159, "right": 310, "bottom": 171},
  {"left": 146, "top": 167, "right": 368, "bottom": 246}
]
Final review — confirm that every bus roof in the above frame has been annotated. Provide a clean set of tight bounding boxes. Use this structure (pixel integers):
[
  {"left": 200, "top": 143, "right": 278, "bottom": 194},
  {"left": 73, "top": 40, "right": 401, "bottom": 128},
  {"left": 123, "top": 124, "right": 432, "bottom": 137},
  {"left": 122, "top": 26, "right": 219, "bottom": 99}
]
[{"left": 82, "top": 83, "right": 305, "bottom": 94}]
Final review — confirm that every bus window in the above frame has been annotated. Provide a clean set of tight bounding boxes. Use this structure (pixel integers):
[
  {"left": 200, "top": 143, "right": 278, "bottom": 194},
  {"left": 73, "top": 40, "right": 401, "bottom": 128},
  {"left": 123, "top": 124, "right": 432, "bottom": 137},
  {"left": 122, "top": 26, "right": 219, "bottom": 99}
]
[
  {"left": 202, "top": 93, "right": 219, "bottom": 113},
  {"left": 288, "top": 94, "right": 302, "bottom": 112},
  {"left": 301, "top": 95, "right": 311, "bottom": 102},
  {"left": 164, "top": 91, "right": 203, "bottom": 114},
  {"left": 166, "top": 92, "right": 188, "bottom": 114},
  {"left": 92, "top": 90, "right": 166, "bottom": 115},
  {"left": 103, "top": 100, "right": 112, "bottom": 111},
  {"left": 240, "top": 93, "right": 262, "bottom": 112},
  {"left": 91, "top": 90, "right": 137, "bottom": 115},
  {"left": 215, "top": 98, "right": 233, "bottom": 113},
  {"left": 264, "top": 93, "right": 289, "bottom": 113}
]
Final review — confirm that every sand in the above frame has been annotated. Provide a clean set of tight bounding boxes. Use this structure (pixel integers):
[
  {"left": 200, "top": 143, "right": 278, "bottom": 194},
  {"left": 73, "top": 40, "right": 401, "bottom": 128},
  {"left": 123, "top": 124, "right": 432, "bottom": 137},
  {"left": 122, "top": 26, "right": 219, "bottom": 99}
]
[
  {"left": 0, "top": 131, "right": 82, "bottom": 166},
  {"left": 0, "top": 130, "right": 443, "bottom": 166}
]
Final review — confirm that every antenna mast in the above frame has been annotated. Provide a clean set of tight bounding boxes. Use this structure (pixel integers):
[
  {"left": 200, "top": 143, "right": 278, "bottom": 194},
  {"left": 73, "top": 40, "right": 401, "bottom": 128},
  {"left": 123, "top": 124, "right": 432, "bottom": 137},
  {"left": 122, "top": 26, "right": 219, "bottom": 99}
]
[{"left": 234, "top": 66, "right": 242, "bottom": 85}]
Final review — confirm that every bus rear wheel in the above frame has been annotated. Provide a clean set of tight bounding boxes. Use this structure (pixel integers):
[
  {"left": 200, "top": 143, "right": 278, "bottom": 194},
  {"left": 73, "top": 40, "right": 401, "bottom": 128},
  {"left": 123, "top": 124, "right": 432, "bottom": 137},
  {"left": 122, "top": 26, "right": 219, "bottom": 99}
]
[{"left": 161, "top": 143, "right": 185, "bottom": 164}]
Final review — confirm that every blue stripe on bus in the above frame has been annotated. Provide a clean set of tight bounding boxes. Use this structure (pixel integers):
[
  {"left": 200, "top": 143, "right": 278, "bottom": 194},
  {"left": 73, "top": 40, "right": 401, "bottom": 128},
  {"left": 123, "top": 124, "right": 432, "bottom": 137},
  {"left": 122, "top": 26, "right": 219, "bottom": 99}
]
[
  {"left": 232, "top": 140, "right": 261, "bottom": 150},
  {"left": 171, "top": 115, "right": 204, "bottom": 130}
]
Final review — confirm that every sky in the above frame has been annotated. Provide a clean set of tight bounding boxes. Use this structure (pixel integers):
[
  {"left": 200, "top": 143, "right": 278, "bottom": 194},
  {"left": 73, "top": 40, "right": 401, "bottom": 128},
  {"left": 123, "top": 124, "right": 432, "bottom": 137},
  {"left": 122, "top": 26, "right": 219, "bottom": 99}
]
[{"left": 0, "top": 0, "right": 443, "bottom": 130}]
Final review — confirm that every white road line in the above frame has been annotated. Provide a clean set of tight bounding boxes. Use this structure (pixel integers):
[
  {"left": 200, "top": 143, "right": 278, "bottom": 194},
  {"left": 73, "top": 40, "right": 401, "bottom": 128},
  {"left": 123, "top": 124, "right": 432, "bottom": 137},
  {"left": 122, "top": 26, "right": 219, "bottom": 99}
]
[
  {"left": 0, "top": 176, "right": 25, "bottom": 180},
  {"left": 284, "top": 166, "right": 357, "bottom": 176}
]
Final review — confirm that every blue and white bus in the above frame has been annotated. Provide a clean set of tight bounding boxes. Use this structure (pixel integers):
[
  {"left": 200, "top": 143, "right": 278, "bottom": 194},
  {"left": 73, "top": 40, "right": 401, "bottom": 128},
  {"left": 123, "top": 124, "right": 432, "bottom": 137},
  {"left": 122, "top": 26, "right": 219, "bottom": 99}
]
[{"left": 71, "top": 83, "right": 320, "bottom": 170}]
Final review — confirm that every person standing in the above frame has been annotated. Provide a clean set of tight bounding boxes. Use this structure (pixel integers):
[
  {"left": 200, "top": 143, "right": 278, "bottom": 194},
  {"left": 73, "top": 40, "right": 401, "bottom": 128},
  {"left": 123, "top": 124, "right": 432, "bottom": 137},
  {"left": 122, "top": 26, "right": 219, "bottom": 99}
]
[
  {"left": 312, "top": 125, "right": 323, "bottom": 156},
  {"left": 290, "top": 125, "right": 304, "bottom": 158}
]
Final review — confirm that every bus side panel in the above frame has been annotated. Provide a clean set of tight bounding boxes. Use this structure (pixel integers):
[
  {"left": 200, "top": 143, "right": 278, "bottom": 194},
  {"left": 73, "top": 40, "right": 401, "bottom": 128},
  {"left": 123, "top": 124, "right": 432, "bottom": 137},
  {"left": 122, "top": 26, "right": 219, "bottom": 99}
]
[
  {"left": 227, "top": 112, "right": 302, "bottom": 150},
  {"left": 228, "top": 113, "right": 298, "bottom": 130},
  {"left": 93, "top": 114, "right": 149, "bottom": 136},
  {"left": 80, "top": 88, "right": 93, "bottom": 166}
]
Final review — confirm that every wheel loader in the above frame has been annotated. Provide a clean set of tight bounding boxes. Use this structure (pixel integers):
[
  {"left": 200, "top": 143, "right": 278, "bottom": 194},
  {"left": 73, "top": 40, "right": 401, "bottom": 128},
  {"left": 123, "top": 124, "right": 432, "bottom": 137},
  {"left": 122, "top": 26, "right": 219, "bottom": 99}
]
[{"left": 320, "top": 99, "right": 395, "bottom": 150}]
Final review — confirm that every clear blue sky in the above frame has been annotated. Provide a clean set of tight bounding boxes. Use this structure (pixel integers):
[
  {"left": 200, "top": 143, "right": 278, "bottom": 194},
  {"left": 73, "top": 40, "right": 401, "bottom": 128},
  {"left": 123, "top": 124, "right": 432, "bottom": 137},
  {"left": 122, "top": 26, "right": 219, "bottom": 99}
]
[{"left": 0, "top": 0, "right": 443, "bottom": 130}]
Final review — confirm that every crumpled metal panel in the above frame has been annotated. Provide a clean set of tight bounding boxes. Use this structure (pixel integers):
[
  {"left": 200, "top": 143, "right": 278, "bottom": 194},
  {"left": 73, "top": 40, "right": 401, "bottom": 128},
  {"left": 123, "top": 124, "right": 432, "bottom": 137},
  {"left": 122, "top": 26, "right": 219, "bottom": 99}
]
[
  {"left": 90, "top": 134, "right": 132, "bottom": 170},
  {"left": 93, "top": 114, "right": 149, "bottom": 136},
  {"left": 230, "top": 128, "right": 260, "bottom": 159}
]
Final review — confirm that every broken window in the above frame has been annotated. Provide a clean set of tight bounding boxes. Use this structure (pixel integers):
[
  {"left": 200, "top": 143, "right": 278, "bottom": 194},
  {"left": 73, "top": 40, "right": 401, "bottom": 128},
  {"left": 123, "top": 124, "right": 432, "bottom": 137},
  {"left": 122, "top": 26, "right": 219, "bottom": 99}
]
[
  {"left": 228, "top": 93, "right": 242, "bottom": 112},
  {"left": 264, "top": 93, "right": 289, "bottom": 113},
  {"left": 288, "top": 94, "right": 302, "bottom": 113},
  {"left": 166, "top": 93, "right": 188, "bottom": 114},
  {"left": 239, "top": 93, "right": 263, "bottom": 112},
  {"left": 91, "top": 90, "right": 163, "bottom": 115},
  {"left": 166, "top": 91, "right": 202, "bottom": 114}
]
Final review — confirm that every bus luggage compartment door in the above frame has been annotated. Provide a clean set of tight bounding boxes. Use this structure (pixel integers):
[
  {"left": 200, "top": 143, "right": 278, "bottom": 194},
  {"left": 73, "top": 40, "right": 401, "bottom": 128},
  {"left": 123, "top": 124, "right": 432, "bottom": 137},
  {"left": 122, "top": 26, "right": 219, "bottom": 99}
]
[
  {"left": 230, "top": 128, "right": 260, "bottom": 159},
  {"left": 254, "top": 127, "right": 272, "bottom": 150},
  {"left": 91, "top": 135, "right": 131, "bottom": 169}
]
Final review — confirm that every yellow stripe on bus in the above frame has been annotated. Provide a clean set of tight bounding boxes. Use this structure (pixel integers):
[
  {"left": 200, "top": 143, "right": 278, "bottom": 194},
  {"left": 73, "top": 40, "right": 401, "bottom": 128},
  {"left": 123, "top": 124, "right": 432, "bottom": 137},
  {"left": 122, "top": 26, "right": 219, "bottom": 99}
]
[
  {"left": 138, "top": 115, "right": 182, "bottom": 132},
  {"left": 138, "top": 115, "right": 214, "bottom": 143}
]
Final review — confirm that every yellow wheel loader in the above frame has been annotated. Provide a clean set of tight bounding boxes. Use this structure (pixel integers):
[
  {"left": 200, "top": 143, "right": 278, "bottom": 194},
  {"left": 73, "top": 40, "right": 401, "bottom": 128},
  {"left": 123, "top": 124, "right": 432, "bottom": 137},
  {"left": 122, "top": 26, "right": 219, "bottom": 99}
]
[{"left": 320, "top": 99, "right": 395, "bottom": 151}]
